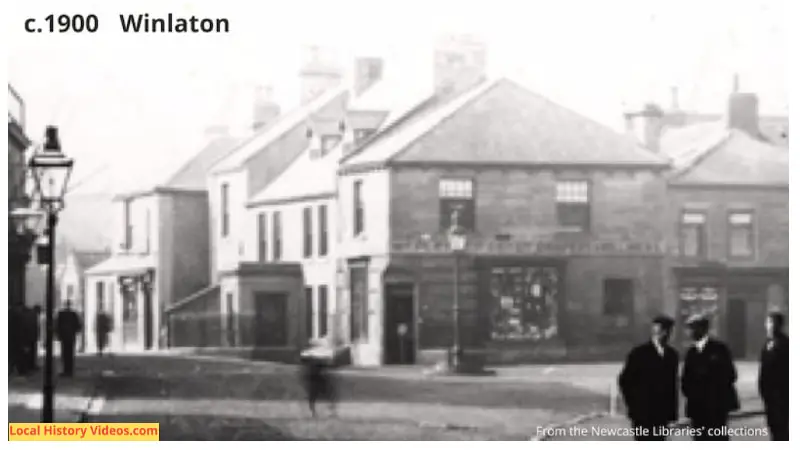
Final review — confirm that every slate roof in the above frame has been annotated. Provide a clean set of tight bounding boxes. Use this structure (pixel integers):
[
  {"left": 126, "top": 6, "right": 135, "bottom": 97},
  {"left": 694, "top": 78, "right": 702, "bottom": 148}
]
[
  {"left": 342, "top": 78, "right": 667, "bottom": 171},
  {"left": 248, "top": 143, "right": 342, "bottom": 206},
  {"left": 163, "top": 135, "right": 242, "bottom": 190},
  {"left": 211, "top": 86, "right": 349, "bottom": 174},
  {"left": 669, "top": 128, "right": 788, "bottom": 186}
]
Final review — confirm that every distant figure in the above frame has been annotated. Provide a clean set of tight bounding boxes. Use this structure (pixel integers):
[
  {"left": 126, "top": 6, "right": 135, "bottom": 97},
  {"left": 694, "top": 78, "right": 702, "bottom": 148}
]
[
  {"left": 758, "top": 312, "right": 789, "bottom": 441},
  {"left": 299, "top": 339, "right": 339, "bottom": 418},
  {"left": 618, "top": 315, "right": 679, "bottom": 441},
  {"left": 681, "top": 314, "right": 739, "bottom": 441},
  {"left": 24, "top": 305, "right": 42, "bottom": 372},
  {"left": 9, "top": 304, "right": 25, "bottom": 375},
  {"left": 95, "top": 308, "right": 113, "bottom": 356},
  {"left": 56, "top": 300, "right": 83, "bottom": 376}
]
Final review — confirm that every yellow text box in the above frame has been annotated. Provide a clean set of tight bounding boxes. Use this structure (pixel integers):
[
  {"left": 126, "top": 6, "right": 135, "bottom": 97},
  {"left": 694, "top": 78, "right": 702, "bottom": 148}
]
[{"left": 9, "top": 423, "right": 160, "bottom": 441}]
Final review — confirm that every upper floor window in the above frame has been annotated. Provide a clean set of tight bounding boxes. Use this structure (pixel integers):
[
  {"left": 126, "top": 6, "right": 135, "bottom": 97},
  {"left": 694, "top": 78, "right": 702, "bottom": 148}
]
[
  {"left": 145, "top": 208, "right": 151, "bottom": 253},
  {"left": 439, "top": 178, "right": 475, "bottom": 231},
  {"left": 353, "top": 180, "right": 364, "bottom": 236},
  {"left": 221, "top": 183, "right": 230, "bottom": 237},
  {"left": 728, "top": 211, "right": 755, "bottom": 258},
  {"left": 556, "top": 180, "right": 591, "bottom": 231},
  {"left": 680, "top": 210, "right": 707, "bottom": 257},
  {"left": 354, "top": 129, "right": 376, "bottom": 145},
  {"left": 257, "top": 212, "right": 268, "bottom": 262},
  {"left": 320, "top": 135, "right": 342, "bottom": 153},
  {"left": 272, "top": 211, "right": 282, "bottom": 261},
  {"left": 318, "top": 204, "right": 328, "bottom": 257},
  {"left": 303, "top": 207, "right": 313, "bottom": 258},
  {"left": 122, "top": 200, "right": 133, "bottom": 250}
]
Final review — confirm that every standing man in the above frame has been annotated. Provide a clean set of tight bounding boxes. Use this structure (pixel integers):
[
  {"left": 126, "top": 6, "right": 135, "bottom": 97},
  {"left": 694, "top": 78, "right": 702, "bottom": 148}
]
[
  {"left": 758, "top": 312, "right": 789, "bottom": 441},
  {"left": 24, "top": 305, "right": 42, "bottom": 372},
  {"left": 681, "top": 314, "right": 739, "bottom": 441},
  {"left": 56, "top": 300, "right": 83, "bottom": 377},
  {"left": 618, "top": 315, "right": 679, "bottom": 440},
  {"left": 95, "top": 305, "right": 113, "bottom": 357}
]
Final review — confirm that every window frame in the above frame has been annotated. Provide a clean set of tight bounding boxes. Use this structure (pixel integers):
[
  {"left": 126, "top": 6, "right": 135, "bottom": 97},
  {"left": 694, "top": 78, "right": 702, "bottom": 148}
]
[
  {"left": 438, "top": 178, "right": 476, "bottom": 232},
  {"left": 679, "top": 209, "right": 708, "bottom": 258},
  {"left": 353, "top": 180, "right": 364, "bottom": 236},
  {"left": 272, "top": 210, "right": 282, "bottom": 261},
  {"left": 318, "top": 204, "right": 328, "bottom": 257},
  {"left": 318, "top": 285, "right": 329, "bottom": 337},
  {"left": 727, "top": 209, "right": 756, "bottom": 260},
  {"left": 305, "top": 286, "right": 314, "bottom": 340},
  {"left": 303, "top": 206, "right": 313, "bottom": 258},
  {"left": 221, "top": 183, "right": 230, "bottom": 237},
  {"left": 257, "top": 212, "right": 268, "bottom": 262},
  {"left": 555, "top": 179, "right": 591, "bottom": 232}
]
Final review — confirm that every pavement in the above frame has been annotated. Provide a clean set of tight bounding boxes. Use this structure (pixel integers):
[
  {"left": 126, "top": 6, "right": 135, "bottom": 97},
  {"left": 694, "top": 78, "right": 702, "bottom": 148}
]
[{"left": 6, "top": 353, "right": 767, "bottom": 440}]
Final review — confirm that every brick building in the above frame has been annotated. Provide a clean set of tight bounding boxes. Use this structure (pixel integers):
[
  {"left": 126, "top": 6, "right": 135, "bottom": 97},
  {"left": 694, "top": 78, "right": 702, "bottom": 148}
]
[
  {"left": 657, "top": 90, "right": 789, "bottom": 359},
  {"left": 336, "top": 36, "right": 672, "bottom": 366}
]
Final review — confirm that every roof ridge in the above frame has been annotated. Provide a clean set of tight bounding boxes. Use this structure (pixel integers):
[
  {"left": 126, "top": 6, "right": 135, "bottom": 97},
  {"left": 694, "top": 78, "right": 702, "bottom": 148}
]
[
  {"left": 669, "top": 129, "right": 733, "bottom": 181},
  {"left": 161, "top": 135, "right": 240, "bottom": 188},
  {"left": 386, "top": 78, "right": 501, "bottom": 165}
]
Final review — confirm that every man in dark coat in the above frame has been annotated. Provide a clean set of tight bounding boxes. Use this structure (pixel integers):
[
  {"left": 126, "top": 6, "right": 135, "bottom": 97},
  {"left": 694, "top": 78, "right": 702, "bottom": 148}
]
[
  {"left": 681, "top": 314, "right": 740, "bottom": 441},
  {"left": 24, "top": 305, "right": 42, "bottom": 371},
  {"left": 758, "top": 312, "right": 789, "bottom": 441},
  {"left": 56, "top": 300, "right": 83, "bottom": 377},
  {"left": 299, "top": 339, "right": 338, "bottom": 418},
  {"left": 95, "top": 307, "right": 113, "bottom": 357},
  {"left": 618, "top": 315, "right": 679, "bottom": 440}
]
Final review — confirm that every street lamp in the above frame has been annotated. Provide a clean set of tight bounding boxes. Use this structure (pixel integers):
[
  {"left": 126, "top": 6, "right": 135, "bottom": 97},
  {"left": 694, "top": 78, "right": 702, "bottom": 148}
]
[
  {"left": 447, "top": 223, "right": 467, "bottom": 372},
  {"left": 28, "top": 125, "right": 74, "bottom": 423}
]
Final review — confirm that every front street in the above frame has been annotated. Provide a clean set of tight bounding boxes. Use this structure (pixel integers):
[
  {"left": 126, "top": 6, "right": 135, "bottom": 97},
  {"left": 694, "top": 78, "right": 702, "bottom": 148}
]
[{"left": 8, "top": 354, "right": 763, "bottom": 440}]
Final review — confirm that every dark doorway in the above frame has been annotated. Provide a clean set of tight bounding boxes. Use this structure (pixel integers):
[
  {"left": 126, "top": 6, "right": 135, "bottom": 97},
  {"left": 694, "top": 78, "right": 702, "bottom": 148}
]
[
  {"left": 727, "top": 298, "right": 747, "bottom": 359},
  {"left": 384, "top": 283, "right": 415, "bottom": 365},
  {"left": 254, "top": 292, "right": 288, "bottom": 347}
]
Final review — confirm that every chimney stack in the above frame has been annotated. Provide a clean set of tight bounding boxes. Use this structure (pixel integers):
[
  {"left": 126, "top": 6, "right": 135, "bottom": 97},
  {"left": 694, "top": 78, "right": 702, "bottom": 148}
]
[
  {"left": 433, "top": 34, "right": 487, "bottom": 97},
  {"left": 299, "top": 45, "right": 342, "bottom": 105},
  {"left": 252, "top": 85, "right": 281, "bottom": 132},
  {"left": 353, "top": 57, "right": 384, "bottom": 96},
  {"left": 725, "top": 74, "right": 760, "bottom": 137},
  {"left": 624, "top": 102, "right": 664, "bottom": 152}
]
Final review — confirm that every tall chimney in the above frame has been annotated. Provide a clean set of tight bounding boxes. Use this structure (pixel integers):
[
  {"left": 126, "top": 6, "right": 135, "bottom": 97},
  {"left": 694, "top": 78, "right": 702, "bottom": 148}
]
[
  {"left": 354, "top": 57, "right": 384, "bottom": 96},
  {"left": 299, "top": 45, "right": 342, "bottom": 105},
  {"left": 252, "top": 85, "right": 281, "bottom": 132},
  {"left": 433, "top": 34, "right": 487, "bottom": 97}
]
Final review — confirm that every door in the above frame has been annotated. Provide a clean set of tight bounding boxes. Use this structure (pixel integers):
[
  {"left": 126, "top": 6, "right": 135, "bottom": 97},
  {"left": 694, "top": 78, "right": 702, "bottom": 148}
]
[
  {"left": 727, "top": 298, "right": 747, "bottom": 359},
  {"left": 253, "top": 292, "right": 288, "bottom": 347},
  {"left": 384, "top": 283, "right": 415, "bottom": 365},
  {"left": 121, "top": 281, "right": 139, "bottom": 348}
]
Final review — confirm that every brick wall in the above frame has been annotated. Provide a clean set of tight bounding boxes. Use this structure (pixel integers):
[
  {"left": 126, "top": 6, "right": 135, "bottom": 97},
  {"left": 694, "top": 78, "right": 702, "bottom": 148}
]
[{"left": 668, "top": 186, "right": 789, "bottom": 267}]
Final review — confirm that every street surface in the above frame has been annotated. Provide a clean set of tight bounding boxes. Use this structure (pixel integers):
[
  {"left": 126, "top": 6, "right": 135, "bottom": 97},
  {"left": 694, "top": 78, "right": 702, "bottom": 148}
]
[{"left": 8, "top": 354, "right": 763, "bottom": 440}]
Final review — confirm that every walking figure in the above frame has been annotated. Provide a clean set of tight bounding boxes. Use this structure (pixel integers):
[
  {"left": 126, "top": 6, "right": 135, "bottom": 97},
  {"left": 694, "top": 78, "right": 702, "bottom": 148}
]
[
  {"left": 300, "top": 339, "right": 339, "bottom": 418},
  {"left": 56, "top": 300, "right": 83, "bottom": 377},
  {"left": 681, "top": 314, "right": 739, "bottom": 441},
  {"left": 618, "top": 315, "right": 679, "bottom": 441},
  {"left": 95, "top": 307, "right": 113, "bottom": 356},
  {"left": 24, "top": 305, "right": 42, "bottom": 372},
  {"left": 758, "top": 312, "right": 788, "bottom": 441}
]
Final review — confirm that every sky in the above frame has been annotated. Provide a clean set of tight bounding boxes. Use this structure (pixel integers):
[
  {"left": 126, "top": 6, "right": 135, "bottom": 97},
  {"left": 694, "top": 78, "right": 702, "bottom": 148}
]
[{"left": 7, "top": 0, "right": 789, "bottom": 194}]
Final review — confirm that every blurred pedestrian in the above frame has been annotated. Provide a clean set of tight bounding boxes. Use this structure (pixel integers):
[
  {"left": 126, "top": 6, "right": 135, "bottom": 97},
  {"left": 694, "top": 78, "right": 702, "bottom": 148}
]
[
  {"left": 681, "top": 314, "right": 739, "bottom": 441},
  {"left": 618, "top": 315, "right": 679, "bottom": 441},
  {"left": 24, "top": 305, "right": 42, "bottom": 372},
  {"left": 95, "top": 306, "right": 113, "bottom": 356},
  {"left": 758, "top": 311, "right": 788, "bottom": 441},
  {"left": 299, "top": 338, "right": 339, "bottom": 418},
  {"left": 56, "top": 300, "right": 82, "bottom": 376},
  {"left": 9, "top": 304, "right": 25, "bottom": 375}
]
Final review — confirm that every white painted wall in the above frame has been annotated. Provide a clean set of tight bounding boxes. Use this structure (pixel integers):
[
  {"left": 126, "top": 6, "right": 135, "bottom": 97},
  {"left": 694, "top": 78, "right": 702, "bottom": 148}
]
[{"left": 208, "top": 170, "right": 250, "bottom": 277}]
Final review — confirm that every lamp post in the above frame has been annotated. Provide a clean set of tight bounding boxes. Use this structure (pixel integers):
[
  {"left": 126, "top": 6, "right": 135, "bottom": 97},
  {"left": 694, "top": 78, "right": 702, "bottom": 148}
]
[
  {"left": 447, "top": 223, "right": 467, "bottom": 372},
  {"left": 28, "top": 126, "right": 74, "bottom": 423}
]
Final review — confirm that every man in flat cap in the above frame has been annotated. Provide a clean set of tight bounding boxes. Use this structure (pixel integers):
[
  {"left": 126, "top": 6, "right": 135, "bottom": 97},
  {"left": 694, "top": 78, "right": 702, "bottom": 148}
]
[
  {"left": 681, "top": 314, "right": 739, "bottom": 440},
  {"left": 758, "top": 311, "right": 789, "bottom": 440},
  {"left": 618, "top": 315, "right": 679, "bottom": 440}
]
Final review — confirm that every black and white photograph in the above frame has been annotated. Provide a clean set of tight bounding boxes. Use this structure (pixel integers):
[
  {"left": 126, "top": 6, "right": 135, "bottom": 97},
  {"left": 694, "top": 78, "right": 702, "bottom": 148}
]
[{"left": 6, "top": 0, "right": 791, "bottom": 442}]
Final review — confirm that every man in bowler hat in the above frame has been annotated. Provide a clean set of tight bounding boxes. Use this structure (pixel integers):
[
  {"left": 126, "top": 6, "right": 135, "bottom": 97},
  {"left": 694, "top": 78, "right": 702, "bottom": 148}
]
[
  {"left": 618, "top": 315, "right": 679, "bottom": 440},
  {"left": 681, "top": 314, "right": 740, "bottom": 440},
  {"left": 56, "top": 300, "right": 83, "bottom": 376},
  {"left": 758, "top": 311, "right": 789, "bottom": 440}
]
